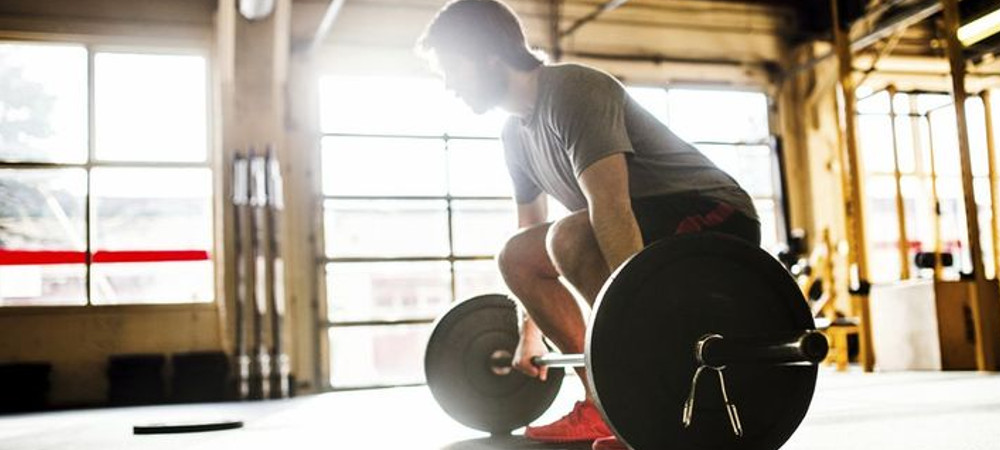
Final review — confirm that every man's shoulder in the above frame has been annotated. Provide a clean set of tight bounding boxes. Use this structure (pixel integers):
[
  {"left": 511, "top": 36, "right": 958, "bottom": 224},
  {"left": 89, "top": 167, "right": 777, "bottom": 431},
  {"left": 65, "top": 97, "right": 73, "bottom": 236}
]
[
  {"left": 544, "top": 63, "right": 620, "bottom": 89},
  {"left": 538, "top": 64, "right": 624, "bottom": 121}
]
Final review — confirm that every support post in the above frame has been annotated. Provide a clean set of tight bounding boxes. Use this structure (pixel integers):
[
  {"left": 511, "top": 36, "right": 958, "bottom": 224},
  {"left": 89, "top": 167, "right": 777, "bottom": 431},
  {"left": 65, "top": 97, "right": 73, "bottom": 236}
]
[
  {"left": 981, "top": 91, "right": 1000, "bottom": 279},
  {"left": 941, "top": 0, "right": 1000, "bottom": 370},
  {"left": 888, "top": 85, "right": 912, "bottom": 280},
  {"left": 831, "top": 0, "right": 876, "bottom": 372},
  {"left": 923, "top": 114, "right": 945, "bottom": 280}
]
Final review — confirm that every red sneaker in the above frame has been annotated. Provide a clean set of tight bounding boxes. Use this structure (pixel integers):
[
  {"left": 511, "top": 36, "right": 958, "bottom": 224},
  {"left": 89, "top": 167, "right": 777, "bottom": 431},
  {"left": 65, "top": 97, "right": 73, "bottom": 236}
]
[
  {"left": 524, "top": 401, "right": 612, "bottom": 443},
  {"left": 592, "top": 435, "right": 629, "bottom": 450}
]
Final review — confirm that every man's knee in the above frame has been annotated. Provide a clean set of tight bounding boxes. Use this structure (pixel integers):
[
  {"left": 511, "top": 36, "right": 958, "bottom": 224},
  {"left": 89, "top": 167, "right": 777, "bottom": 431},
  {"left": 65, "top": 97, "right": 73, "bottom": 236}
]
[
  {"left": 498, "top": 224, "right": 552, "bottom": 283},
  {"left": 546, "top": 211, "right": 599, "bottom": 271}
]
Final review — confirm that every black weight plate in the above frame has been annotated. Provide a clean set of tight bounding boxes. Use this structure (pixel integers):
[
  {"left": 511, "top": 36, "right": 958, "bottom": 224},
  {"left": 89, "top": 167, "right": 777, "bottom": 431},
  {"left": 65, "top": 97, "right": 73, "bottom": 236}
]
[
  {"left": 586, "top": 233, "right": 817, "bottom": 450},
  {"left": 133, "top": 420, "right": 243, "bottom": 434},
  {"left": 425, "top": 294, "right": 564, "bottom": 434}
]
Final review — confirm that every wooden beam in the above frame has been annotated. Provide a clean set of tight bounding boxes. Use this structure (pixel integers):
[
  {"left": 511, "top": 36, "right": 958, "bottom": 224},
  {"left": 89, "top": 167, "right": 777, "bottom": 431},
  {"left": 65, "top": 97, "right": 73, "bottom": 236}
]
[
  {"left": 308, "top": 0, "right": 346, "bottom": 53},
  {"left": 560, "top": 0, "right": 628, "bottom": 38}
]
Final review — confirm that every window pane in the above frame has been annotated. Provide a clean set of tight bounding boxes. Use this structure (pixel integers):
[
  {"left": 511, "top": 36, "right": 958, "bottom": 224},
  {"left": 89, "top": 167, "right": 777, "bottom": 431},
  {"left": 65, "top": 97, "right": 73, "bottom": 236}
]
[
  {"left": 326, "top": 262, "right": 451, "bottom": 323},
  {"left": 319, "top": 75, "right": 507, "bottom": 137},
  {"left": 325, "top": 200, "right": 450, "bottom": 258},
  {"left": 454, "top": 260, "right": 507, "bottom": 301},
  {"left": 91, "top": 168, "right": 213, "bottom": 304},
  {"left": 892, "top": 115, "right": 917, "bottom": 174},
  {"left": 0, "top": 169, "right": 86, "bottom": 306},
  {"left": 858, "top": 115, "right": 896, "bottom": 173},
  {"left": 0, "top": 265, "right": 86, "bottom": 307},
  {"left": 865, "top": 176, "right": 903, "bottom": 282},
  {"left": 667, "top": 89, "right": 768, "bottom": 143},
  {"left": 447, "top": 139, "right": 512, "bottom": 197},
  {"left": 322, "top": 136, "right": 447, "bottom": 197},
  {"left": 696, "top": 144, "right": 773, "bottom": 197},
  {"left": 320, "top": 76, "right": 447, "bottom": 136},
  {"left": 892, "top": 93, "right": 910, "bottom": 115},
  {"left": 754, "top": 199, "right": 779, "bottom": 251},
  {"left": 329, "top": 324, "right": 432, "bottom": 388},
  {"left": 451, "top": 200, "right": 515, "bottom": 257},
  {"left": 0, "top": 169, "right": 87, "bottom": 250},
  {"left": 965, "top": 98, "right": 990, "bottom": 178},
  {"left": 929, "top": 109, "right": 961, "bottom": 176},
  {"left": 916, "top": 94, "right": 951, "bottom": 115},
  {"left": 857, "top": 90, "right": 890, "bottom": 114},
  {"left": 92, "top": 168, "right": 212, "bottom": 250},
  {"left": 0, "top": 43, "right": 87, "bottom": 163},
  {"left": 91, "top": 261, "right": 213, "bottom": 305},
  {"left": 94, "top": 53, "right": 207, "bottom": 162},
  {"left": 626, "top": 86, "right": 669, "bottom": 125}
]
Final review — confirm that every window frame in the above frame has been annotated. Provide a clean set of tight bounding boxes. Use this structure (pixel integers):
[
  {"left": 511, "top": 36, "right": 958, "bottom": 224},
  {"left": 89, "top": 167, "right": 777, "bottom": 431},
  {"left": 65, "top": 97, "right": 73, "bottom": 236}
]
[
  {"left": 0, "top": 39, "right": 217, "bottom": 310},
  {"left": 856, "top": 88, "right": 997, "bottom": 282},
  {"left": 319, "top": 131, "right": 507, "bottom": 328}
]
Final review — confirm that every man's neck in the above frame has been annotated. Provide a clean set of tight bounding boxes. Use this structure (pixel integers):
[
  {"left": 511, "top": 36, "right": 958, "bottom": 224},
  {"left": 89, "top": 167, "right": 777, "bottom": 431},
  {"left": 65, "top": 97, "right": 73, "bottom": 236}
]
[{"left": 501, "top": 66, "right": 542, "bottom": 118}]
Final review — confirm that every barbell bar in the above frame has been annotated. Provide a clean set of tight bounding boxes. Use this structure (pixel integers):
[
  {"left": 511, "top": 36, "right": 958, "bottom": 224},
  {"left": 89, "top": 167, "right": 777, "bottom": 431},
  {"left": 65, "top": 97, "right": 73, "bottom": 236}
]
[{"left": 490, "top": 330, "right": 829, "bottom": 371}]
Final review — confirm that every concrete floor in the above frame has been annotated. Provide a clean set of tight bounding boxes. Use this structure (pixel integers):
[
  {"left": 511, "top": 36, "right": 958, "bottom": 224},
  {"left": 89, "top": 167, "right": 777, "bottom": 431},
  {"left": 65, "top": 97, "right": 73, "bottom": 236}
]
[{"left": 1, "top": 368, "right": 998, "bottom": 449}]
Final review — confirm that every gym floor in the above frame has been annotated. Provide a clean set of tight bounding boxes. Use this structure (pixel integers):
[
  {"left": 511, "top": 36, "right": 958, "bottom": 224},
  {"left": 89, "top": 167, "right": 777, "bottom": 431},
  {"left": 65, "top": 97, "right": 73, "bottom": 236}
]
[{"left": 1, "top": 369, "right": 998, "bottom": 450}]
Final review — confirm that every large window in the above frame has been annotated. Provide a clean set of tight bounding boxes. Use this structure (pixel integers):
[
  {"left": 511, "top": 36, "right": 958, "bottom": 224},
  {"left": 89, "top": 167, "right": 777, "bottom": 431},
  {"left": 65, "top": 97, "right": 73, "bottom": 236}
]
[
  {"left": 856, "top": 90, "right": 996, "bottom": 282},
  {"left": 320, "top": 76, "right": 511, "bottom": 388},
  {"left": 319, "top": 76, "right": 785, "bottom": 389},
  {"left": 0, "top": 42, "right": 213, "bottom": 306}
]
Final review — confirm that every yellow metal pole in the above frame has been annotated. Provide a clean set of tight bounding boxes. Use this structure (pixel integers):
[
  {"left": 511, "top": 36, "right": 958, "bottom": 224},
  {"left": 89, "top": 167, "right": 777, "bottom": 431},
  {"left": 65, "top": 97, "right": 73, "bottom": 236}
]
[
  {"left": 831, "top": 0, "right": 875, "bottom": 372},
  {"left": 888, "top": 85, "right": 912, "bottom": 279},
  {"left": 981, "top": 91, "right": 1000, "bottom": 279},
  {"left": 924, "top": 114, "right": 945, "bottom": 280},
  {"left": 941, "top": 0, "right": 999, "bottom": 370}
]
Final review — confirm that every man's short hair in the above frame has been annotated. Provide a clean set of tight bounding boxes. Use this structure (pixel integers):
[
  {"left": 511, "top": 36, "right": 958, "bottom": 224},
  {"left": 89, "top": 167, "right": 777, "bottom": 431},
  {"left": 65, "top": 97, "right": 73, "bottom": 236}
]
[{"left": 418, "top": 0, "right": 544, "bottom": 71}]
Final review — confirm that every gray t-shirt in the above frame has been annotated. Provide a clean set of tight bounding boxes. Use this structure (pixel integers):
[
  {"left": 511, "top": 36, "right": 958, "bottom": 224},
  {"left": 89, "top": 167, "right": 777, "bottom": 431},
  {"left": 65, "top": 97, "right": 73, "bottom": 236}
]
[{"left": 501, "top": 64, "right": 759, "bottom": 222}]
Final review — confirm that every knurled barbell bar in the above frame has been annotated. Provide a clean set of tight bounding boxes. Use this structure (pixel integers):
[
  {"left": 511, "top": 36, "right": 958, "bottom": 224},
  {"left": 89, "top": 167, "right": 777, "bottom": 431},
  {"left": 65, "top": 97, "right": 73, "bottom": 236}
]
[
  {"left": 489, "top": 330, "right": 829, "bottom": 370},
  {"left": 425, "top": 232, "right": 828, "bottom": 450}
]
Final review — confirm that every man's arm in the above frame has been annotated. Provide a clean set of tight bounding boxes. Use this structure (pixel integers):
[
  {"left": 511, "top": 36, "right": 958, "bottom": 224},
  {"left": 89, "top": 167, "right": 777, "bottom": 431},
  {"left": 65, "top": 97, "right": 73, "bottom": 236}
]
[
  {"left": 511, "top": 193, "right": 550, "bottom": 379},
  {"left": 578, "top": 153, "right": 644, "bottom": 271},
  {"left": 516, "top": 194, "right": 548, "bottom": 229}
]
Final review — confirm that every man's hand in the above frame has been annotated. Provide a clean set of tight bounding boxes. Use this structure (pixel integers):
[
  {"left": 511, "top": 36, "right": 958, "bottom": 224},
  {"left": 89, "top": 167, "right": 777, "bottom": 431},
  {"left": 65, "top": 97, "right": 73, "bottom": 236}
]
[{"left": 513, "top": 319, "right": 549, "bottom": 381}]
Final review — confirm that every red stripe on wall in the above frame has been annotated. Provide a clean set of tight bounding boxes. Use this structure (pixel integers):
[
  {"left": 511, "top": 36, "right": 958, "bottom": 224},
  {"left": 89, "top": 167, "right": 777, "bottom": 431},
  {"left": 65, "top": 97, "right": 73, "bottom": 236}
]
[
  {"left": 0, "top": 250, "right": 210, "bottom": 266},
  {"left": 92, "top": 250, "right": 210, "bottom": 264},
  {"left": 0, "top": 250, "right": 86, "bottom": 265}
]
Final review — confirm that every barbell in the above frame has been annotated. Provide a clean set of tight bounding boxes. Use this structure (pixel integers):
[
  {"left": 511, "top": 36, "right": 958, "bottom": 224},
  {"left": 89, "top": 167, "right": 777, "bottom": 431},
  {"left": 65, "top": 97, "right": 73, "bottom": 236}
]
[{"left": 425, "top": 232, "right": 828, "bottom": 449}]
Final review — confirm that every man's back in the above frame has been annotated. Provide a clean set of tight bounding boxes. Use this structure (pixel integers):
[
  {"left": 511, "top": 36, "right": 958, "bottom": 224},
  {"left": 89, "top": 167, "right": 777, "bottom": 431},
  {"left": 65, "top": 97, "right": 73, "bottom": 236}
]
[{"left": 501, "top": 63, "right": 758, "bottom": 221}]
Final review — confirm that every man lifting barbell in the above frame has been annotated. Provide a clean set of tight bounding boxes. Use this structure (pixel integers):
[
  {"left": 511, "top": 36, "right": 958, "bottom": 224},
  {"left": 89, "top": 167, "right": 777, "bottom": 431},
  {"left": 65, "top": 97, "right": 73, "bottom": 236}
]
[{"left": 419, "top": 1, "right": 761, "bottom": 448}]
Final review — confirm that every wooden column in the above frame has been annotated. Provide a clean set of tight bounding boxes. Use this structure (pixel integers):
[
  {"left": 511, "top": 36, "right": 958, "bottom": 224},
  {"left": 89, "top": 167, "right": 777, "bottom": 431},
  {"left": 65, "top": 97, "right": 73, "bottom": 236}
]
[
  {"left": 215, "top": 0, "right": 295, "bottom": 396},
  {"left": 941, "top": 0, "right": 1000, "bottom": 370},
  {"left": 831, "top": 0, "right": 875, "bottom": 371},
  {"left": 982, "top": 91, "right": 1000, "bottom": 279}
]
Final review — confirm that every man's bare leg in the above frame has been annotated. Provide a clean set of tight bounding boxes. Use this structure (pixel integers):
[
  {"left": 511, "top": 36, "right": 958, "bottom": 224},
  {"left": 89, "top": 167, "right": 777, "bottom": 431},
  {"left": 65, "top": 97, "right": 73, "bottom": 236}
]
[
  {"left": 546, "top": 210, "right": 612, "bottom": 306},
  {"left": 498, "top": 222, "right": 592, "bottom": 395}
]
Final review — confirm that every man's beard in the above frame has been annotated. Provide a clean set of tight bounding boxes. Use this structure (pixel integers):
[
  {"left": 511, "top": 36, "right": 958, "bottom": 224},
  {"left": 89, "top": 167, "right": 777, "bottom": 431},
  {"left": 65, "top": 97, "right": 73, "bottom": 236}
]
[{"left": 465, "top": 61, "right": 508, "bottom": 115}]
